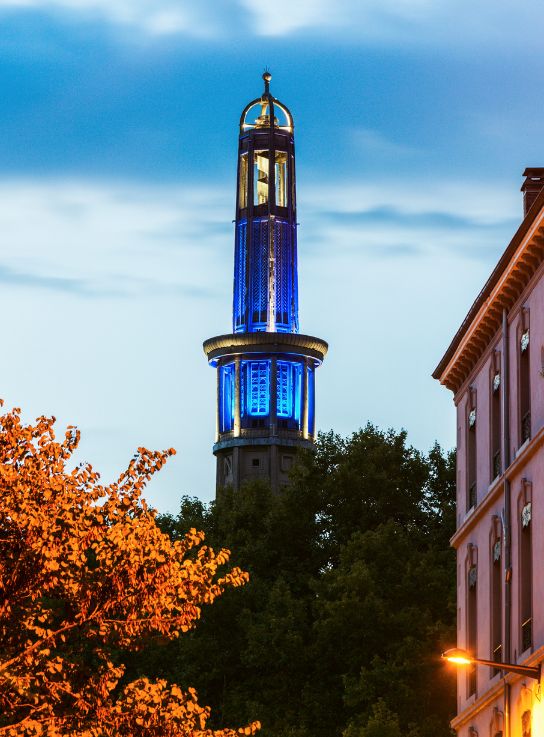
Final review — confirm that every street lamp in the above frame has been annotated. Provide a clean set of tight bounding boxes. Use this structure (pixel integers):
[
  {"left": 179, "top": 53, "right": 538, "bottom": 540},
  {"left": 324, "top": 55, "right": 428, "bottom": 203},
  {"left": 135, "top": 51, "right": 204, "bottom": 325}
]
[{"left": 442, "top": 648, "right": 541, "bottom": 681}]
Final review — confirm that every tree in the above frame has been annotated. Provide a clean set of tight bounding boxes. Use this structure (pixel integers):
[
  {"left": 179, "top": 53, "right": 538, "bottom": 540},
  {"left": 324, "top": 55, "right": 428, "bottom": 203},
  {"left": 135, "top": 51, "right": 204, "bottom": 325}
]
[
  {"left": 150, "top": 426, "right": 456, "bottom": 737},
  {"left": 0, "top": 403, "right": 258, "bottom": 737}
]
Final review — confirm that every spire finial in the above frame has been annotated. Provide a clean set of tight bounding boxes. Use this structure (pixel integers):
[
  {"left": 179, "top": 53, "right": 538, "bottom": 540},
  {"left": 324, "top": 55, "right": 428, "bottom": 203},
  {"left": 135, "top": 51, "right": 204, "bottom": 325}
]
[{"left": 263, "top": 69, "right": 272, "bottom": 96}]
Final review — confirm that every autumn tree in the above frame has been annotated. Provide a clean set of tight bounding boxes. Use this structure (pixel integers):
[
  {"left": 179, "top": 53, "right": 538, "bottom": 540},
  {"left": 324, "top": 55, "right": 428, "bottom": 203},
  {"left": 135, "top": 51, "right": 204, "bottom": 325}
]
[{"left": 0, "top": 403, "right": 259, "bottom": 737}]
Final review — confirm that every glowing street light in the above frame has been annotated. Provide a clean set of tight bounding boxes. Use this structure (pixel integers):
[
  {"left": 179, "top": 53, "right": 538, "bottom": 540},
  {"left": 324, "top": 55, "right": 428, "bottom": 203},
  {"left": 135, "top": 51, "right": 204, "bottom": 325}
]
[{"left": 442, "top": 648, "right": 541, "bottom": 681}]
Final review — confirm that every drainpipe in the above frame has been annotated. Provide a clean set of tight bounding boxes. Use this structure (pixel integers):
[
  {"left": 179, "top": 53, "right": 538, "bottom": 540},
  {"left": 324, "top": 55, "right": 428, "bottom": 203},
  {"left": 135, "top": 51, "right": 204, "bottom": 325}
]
[{"left": 501, "top": 308, "right": 512, "bottom": 737}]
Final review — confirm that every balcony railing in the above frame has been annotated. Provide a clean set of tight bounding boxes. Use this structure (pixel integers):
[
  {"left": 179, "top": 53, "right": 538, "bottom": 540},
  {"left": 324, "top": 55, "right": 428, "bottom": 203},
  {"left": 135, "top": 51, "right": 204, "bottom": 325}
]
[
  {"left": 521, "top": 411, "right": 531, "bottom": 444},
  {"left": 522, "top": 617, "right": 532, "bottom": 653}
]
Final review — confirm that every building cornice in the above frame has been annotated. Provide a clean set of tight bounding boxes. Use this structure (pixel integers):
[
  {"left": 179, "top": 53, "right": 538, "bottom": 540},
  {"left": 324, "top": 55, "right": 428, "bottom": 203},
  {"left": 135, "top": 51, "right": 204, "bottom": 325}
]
[
  {"left": 450, "top": 424, "right": 544, "bottom": 548},
  {"left": 433, "top": 190, "right": 544, "bottom": 393}
]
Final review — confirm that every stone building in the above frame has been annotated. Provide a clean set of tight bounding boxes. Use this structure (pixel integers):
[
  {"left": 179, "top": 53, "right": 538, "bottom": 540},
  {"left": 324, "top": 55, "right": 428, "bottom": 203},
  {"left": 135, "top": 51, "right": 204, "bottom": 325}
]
[
  {"left": 204, "top": 74, "right": 327, "bottom": 494},
  {"left": 434, "top": 169, "right": 544, "bottom": 736}
]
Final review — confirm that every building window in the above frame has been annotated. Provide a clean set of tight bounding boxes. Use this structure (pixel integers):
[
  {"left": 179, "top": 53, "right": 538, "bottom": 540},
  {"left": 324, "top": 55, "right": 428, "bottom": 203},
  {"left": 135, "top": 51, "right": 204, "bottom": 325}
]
[
  {"left": 467, "top": 391, "right": 477, "bottom": 511},
  {"left": 491, "top": 528, "right": 502, "bottom": 674},
  {"left": 281, "top": 454, "right": 294, "bottom": 472},
  {"left": 520, "top": 498, "right": 532, "bottom": 653},
  {"left": 252, "top": 457, "right": 260, "bottom": 467},
  {"left": 490, "top": 354, "right": 501, "bottom": 481},
  {"left": 467, "top": 563, "right": 477, "bottom": 697},
  {"left": 519, "top": 311, "right": 531, "bottom": 446}
]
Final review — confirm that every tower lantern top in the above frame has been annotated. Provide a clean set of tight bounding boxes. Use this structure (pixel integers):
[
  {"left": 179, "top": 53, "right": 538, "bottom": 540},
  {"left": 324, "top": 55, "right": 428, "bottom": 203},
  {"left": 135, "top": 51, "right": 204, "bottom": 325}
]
[{"left": 240, "top": 72, "right": 294, "bottom": 134}]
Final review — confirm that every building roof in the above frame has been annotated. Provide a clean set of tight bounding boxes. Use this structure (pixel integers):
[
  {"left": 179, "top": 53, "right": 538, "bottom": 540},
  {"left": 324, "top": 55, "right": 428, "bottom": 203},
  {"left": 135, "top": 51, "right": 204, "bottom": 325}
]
[{"left": 433, "top": 184, "right": 544, "bottom": 394}]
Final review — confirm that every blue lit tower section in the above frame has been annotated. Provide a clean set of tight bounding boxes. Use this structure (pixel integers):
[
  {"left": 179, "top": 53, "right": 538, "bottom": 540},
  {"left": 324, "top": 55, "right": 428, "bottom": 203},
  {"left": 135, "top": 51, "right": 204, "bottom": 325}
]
[{"left": 204, "top": 73, "right": 328, "bottom": 494}]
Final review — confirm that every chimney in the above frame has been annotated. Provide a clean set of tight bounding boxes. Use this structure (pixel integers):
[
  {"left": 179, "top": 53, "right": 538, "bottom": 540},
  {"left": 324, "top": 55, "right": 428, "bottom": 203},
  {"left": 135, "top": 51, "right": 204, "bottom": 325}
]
[{"left": 521, "top": 168, "right": 544, "bottom": 217}]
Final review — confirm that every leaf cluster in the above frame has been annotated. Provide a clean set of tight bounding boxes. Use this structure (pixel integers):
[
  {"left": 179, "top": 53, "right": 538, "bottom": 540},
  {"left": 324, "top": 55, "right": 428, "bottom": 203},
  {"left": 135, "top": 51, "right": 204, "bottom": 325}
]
[{"left": 0, "top": 403, "right": 256, "bottom": 737}]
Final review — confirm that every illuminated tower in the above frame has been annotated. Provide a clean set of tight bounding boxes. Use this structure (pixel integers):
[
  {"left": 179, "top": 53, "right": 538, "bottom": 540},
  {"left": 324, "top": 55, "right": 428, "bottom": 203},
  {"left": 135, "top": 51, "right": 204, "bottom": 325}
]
[{"left": 204, "top": 73, "right": 327, "bottom": 494}]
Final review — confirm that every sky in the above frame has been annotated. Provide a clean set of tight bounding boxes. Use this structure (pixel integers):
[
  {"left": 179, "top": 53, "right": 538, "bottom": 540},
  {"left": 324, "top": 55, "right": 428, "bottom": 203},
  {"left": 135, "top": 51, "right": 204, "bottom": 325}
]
[{"left": 1, "top": 0, "right": 544, "bottom": 512}]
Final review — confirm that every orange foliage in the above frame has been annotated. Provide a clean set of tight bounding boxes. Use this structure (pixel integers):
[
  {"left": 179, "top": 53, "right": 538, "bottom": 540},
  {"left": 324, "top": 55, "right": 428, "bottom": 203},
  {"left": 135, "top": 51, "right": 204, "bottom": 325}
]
[{"left": 0, "top": 403, "right": 258, "bottom": 737}]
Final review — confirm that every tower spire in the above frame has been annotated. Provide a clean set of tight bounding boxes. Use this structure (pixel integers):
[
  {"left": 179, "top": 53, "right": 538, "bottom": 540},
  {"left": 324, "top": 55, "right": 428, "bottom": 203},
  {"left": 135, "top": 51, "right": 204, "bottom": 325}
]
[
  {"left": 262, "top": 70, "right": 271, "bottom": 96},
  {"left": 204, "top": 74, "right": 327, "bottom": 494}
]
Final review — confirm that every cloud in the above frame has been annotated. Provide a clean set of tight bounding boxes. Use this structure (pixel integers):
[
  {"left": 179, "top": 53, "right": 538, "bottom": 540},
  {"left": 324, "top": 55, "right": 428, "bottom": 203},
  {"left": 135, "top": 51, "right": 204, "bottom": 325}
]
[
  {"left": 0, "top": 0, "right": 542, "bottom": 49},
  {"left": 0, "top": 264, "right": 88, "bottom": 293},
  {"left": 0, "top": 0, "right": 199, "bottom": 36},
  {"left": 0, "top": 178, "right": 233, "bottom": 298},
  {"left": 350, "top": 128, "right": 419, "bottom": 160},
  {"left": 0, "top": 176, "right": 519, "bottom": 306}
]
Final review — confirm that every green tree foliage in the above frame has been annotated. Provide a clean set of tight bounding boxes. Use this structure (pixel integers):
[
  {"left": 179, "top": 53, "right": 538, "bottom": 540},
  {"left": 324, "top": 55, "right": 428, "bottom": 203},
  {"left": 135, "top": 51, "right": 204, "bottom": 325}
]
[{"left": 133, "top": 424, "right": 456, "bottom": 737}]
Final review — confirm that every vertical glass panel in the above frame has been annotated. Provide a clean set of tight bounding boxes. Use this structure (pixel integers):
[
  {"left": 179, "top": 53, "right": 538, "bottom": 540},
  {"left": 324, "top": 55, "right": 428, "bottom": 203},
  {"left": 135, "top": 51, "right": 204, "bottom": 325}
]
[
  {"left": 275, "top": 151, "right": 288, "bottom": 207},
  {"left": 219, "top": 364, "right": 235, "bottom": 432},
  {"left": 234, "top": 222, "right": 247, "bottom": 332},
  {"left": 276, "top": 361, "right": 303, "bottom": 421},
  {"left": 245, "top": 360, "right": 270, "bottom": 416},
  {"left": 294, "top": 363, "right": 302, "bottom": 426},
  {"left": 307, "top": 366, "right": 315, "bottom": 435},
  {"left": 250, "top": 220, "right": 268, "bottom": 329},
  {"left": 239, "top": 153, "right": 248, "bottom": 209},
  {"left": 277, "top": 361, "right": 290, "bottom": 417},
  {"left": 254, "top": 151, "right": 269, "bottom": 205}
]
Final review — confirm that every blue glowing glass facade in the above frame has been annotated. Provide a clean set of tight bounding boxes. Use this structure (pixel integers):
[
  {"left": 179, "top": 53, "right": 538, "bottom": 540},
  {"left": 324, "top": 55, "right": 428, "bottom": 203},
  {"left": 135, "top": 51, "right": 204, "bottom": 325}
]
[
  {"left": 307, "top": 365, "right": 315, "bottom": 436},
  {"left": 242, "top": 360, "right": 270, "bottom": 416},
  {"left": 219, "top": 363, "right": 235, "bottom": 432},
  {"left": 233, "top": 219, "right": 299, "bottom": 334},
  {"left": 232, "top": 97, "right": 299, "bottom": 335},
  {"left": 277, "top": 360, "right": 303, "bottom": 423}
]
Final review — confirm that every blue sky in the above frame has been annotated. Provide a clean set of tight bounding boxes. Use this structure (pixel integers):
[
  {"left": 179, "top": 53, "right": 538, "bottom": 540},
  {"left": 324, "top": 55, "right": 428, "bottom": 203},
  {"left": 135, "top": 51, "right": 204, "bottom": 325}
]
[{"left": 1, "top": 0, "right": 543, "bottom": 511}]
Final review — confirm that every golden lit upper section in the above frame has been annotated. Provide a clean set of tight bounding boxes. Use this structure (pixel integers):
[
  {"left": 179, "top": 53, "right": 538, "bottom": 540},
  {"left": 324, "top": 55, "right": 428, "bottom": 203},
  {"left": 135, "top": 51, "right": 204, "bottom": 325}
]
[{"left": 239, "top": 72, "right": 294, "bottom": 134}]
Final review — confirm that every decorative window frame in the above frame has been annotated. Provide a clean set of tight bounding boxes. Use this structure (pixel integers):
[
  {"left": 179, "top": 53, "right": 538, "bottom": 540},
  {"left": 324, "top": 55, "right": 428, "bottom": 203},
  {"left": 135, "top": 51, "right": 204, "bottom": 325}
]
[
  {"left": 466, "top": 543, "right": 478, "bottom": 590},
  {"left": 492, "top": 348, "right": 501, "bottom": 393},
  {"left": 519, "top": 478, "right": 532, "bottom": 524},
  {"left": 490, "top": 706, "right": 503, "bottom": 737},
  {"left": 520, "top": 306, "right": 530, "bottom": 353},
  {"left": 489, "top": 349, "right": 502, "bottom": 483},
  {"left": 517, "top": 307, "right": 531, "bottom": 447},
  {"left": 491, "top": 515, "right": 502, "bottom": 562}
]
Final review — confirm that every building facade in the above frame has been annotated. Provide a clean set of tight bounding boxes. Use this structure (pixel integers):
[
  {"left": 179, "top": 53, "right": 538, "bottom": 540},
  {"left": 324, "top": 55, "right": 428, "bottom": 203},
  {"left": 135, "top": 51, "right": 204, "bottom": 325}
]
[
  {"left": 204, "top": 74, "right": 327, "bottom": 494},
  {"left": 434, "top": 169, "right": 544, "bottom": 737}
]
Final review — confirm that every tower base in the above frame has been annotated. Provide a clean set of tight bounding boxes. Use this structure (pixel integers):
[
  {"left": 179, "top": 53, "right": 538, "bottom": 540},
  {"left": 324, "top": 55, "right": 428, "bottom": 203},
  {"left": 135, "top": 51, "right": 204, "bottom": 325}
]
[{"left": 214, "top": 436, "right": 313, "bottom": 493}]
